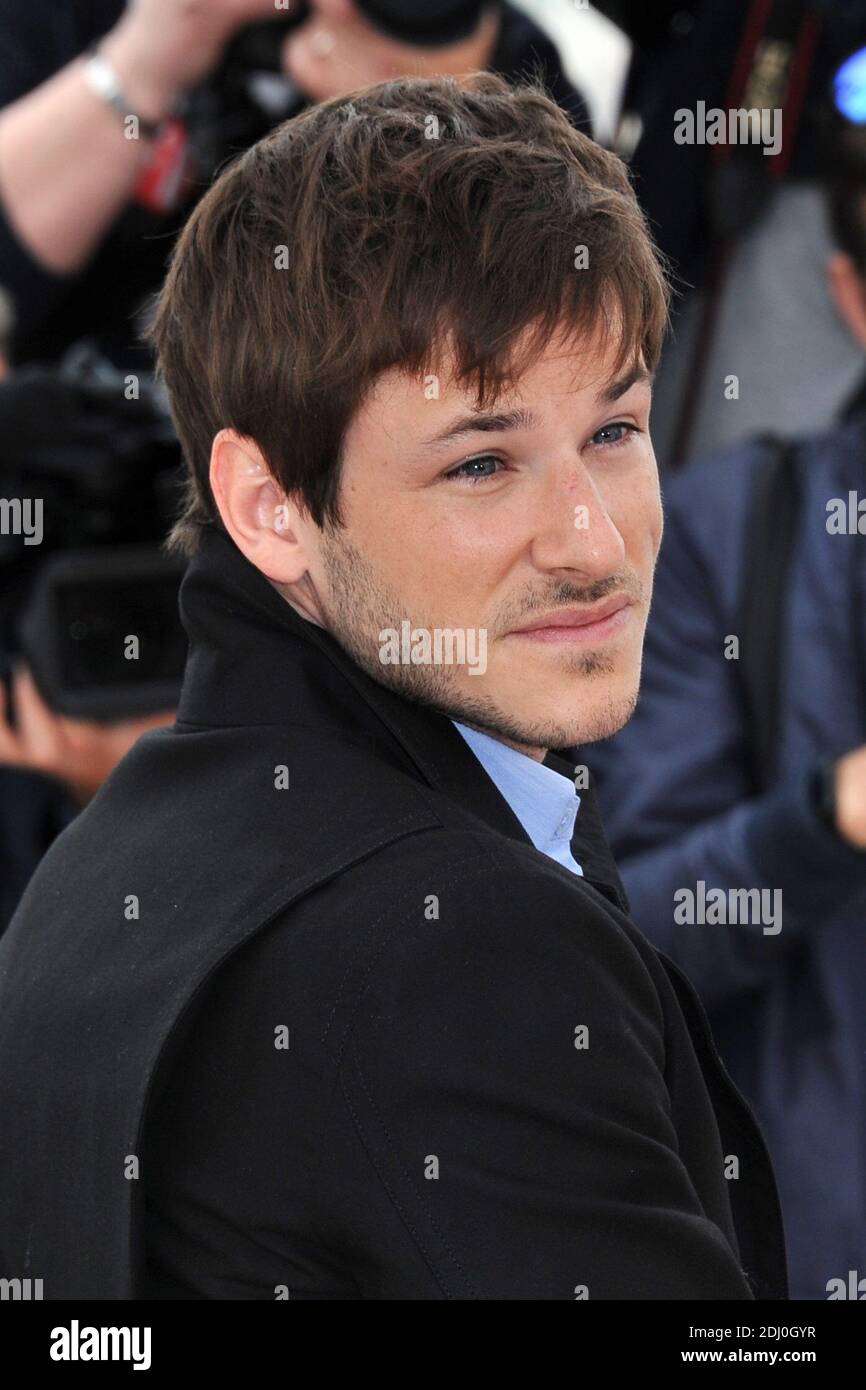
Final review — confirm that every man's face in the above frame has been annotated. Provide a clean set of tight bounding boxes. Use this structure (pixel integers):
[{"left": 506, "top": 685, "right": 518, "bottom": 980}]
[{"left": 305, "top": 322, "right": 662, "bottom": 755}]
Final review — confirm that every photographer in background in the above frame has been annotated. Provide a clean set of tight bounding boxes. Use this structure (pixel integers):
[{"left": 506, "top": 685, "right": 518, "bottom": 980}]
[
  {"left": 0, "top": 355, "right": 185, "bottom": 933},
  {"left": 0, "top": 0, "right": 588, "bottom": 370},
  {"left": 595, "top": 0, "right": 866, "bottom": 469},
  {"left": 586, "top": 65, "right": 866, "bottom": 1299},
  {"left": 0, "top": 669, "right": 175, "bottom": 935}
]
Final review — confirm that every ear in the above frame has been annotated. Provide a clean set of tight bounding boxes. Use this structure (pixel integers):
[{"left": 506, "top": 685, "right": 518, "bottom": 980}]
[
  {"left": 208, "top": 428, "right": 313, "bottom": 586},
  {"left": 827, "top": 250, "right": 866, "bottom": 352}
]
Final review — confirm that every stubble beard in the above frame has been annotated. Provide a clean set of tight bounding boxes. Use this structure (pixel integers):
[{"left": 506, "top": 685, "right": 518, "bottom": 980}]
[{"left": 315, "top": 527, "right": 641, "bottom": 752}]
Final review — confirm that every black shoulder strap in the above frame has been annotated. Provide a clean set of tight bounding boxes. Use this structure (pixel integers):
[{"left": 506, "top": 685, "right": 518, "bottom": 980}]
[{"left": 738, "top": 436, "right": 801, "bottom": 794}]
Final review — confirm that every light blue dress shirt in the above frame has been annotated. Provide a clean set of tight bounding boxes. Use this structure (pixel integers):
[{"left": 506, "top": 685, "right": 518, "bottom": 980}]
[{"left": 452, "top": 721, "right": 584, "bottom": 877}]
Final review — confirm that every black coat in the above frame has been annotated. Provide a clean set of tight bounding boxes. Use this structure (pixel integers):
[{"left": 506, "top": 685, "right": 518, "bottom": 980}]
[{"left": 0, "top": 524, "right": 788, "bottom": 1299}]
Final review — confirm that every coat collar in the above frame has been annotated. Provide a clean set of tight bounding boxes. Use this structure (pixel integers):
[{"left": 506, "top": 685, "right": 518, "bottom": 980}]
[{"left": 176, "top": 523, "right": 628, "bottom": 908}]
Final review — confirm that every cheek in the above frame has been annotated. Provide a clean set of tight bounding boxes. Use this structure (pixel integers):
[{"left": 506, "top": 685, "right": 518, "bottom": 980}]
[
  {"left": 619, "top": 461, "right": 662, "bottom": 562},
  {"left": 347, "top": 492, "right": 472, "bottom": 601},
  {"left": 648, "top": 487, "right": 663, "bottom": 556},
  {"left": 388, "top": 497, "right": 517, "bottom": 617}
]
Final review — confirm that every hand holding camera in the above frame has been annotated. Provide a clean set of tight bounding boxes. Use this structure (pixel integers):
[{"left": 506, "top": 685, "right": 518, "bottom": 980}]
[{"left": 100, "top": 0, "right": 290, "bottom": 123}]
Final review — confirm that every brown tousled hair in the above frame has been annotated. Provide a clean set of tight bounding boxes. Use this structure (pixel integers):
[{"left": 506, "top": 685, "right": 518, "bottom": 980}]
[{"left": 148, "top": 71, "right": 671, "bottom": 556}]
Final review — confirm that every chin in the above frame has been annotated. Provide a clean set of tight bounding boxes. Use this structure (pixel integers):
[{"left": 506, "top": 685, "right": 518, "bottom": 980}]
[
  {"left": 564, "top": 689, "right": 640, "bottom": 746},
  {"left": 495, "top": 656, "right": 642, "bottom": 749},
  {"left": 515, "top": 693, "right": 638, "bottom": 750},
  {"left": 442, "top": 671, "right": 640, "bottom": 754}
]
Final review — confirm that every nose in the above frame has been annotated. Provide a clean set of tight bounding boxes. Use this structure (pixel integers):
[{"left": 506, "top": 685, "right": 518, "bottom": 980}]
[{"left": 528, "top": 457, "right": 627, "bottom": 582}]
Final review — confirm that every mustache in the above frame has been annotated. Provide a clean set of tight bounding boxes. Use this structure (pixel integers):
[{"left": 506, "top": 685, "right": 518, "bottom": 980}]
[{"left": 494, "top": 571, "right": 644, "bottom": 634}]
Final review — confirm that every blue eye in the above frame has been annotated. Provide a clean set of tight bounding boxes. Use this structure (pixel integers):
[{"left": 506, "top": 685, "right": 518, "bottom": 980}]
[
  {"left": 443, "top": 425, "right": 641, "bottom": 483},
  {"left": 591, "top": 422, "right": 640, "bottom": 449},
  {"left": 444, "top": 455, "right": 503, "bottom": 484}
]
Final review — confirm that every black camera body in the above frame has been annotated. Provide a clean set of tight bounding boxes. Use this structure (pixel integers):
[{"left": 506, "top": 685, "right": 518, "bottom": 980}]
[{"left": 0, "top": 357, "right": 188, "bottom": 723}]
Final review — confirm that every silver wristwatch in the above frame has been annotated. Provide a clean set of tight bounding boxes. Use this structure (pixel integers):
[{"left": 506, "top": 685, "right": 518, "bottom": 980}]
[{"left": 82, "top": 46, "right": 165, "bottom": 140}]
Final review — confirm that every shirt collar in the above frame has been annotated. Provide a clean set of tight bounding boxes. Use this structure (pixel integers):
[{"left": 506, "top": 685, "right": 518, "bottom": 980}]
[{"left": 451, "top": 720, "right": 581, "bottom": 862}]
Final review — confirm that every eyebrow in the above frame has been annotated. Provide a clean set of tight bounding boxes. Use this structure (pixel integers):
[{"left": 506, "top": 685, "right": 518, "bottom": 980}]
[
  {"left": 418, "top": 366, "right": 653, "bottom": 451},
  {"left": 597, "top": 364, "right": 654, "bottom": 404}
]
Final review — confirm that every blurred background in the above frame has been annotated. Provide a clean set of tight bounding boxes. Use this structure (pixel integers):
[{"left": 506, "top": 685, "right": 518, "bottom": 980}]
[{"left": 1, "top": 0, "right": 866, "bottom": 1303}]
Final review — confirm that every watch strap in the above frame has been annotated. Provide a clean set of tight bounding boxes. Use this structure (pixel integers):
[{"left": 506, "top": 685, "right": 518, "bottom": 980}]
[{"left": 82, "top": 45, "right": 165, "bottom": 140}]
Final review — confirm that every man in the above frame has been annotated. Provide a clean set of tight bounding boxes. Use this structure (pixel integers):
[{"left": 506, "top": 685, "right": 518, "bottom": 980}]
[
  {"left": 586, "top": 99, "right": 866, "bottom": 1299},
  {"left": 0, "top": 73, "right": 787, "bottom": 1300}
]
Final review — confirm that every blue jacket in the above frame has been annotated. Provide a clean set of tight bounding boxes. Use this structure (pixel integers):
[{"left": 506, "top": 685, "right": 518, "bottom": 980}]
[{"left": 588, "top": 414, "right": 866, "bottom": 1301}]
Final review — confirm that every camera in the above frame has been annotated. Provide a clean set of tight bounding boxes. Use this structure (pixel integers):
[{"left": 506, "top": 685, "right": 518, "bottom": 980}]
[{"left": 0, "top": 353, "right": 188, "bottom": 723}]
